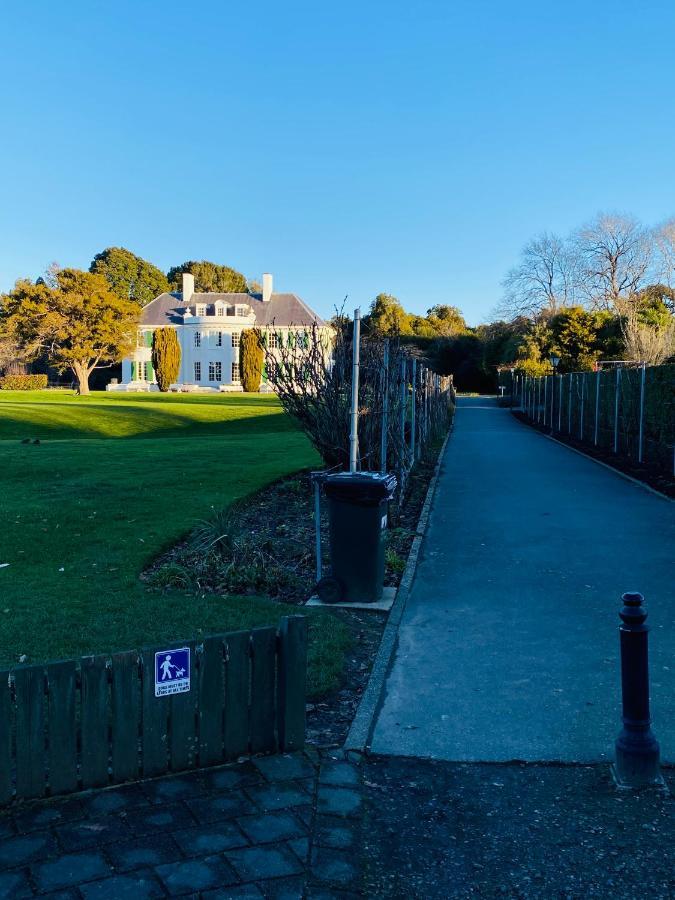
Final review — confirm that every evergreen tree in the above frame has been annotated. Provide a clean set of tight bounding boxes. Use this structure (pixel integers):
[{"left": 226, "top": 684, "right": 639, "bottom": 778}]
[
  {"left": 167, "top": 261, "right": 248, "bottom": 293},
  {"left": 90, "top": 247, "right": 170, "bottom": 306},
  {"left": 240, "top": 329, "right": 263, "bottom": 392},
  {"left": 152, "top": 327, "right": 181, "bottom": 391}
]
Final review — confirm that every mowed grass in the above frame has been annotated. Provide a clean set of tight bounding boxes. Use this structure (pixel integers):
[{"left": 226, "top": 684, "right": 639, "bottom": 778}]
[{"left": 0, "top": 391, "right": 349, "bottom": 694}]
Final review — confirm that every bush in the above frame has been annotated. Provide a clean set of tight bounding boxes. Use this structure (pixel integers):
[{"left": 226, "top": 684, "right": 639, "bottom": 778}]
[
  {"left": 0, "top": 374, "right": 48, "bottom": 390},
  {"left": 240, "top": 329, "right": 263, "bottom": 392}
]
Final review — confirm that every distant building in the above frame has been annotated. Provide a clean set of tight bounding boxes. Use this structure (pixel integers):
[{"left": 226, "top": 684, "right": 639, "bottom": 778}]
[{"left": 110, "top": 273, "right": 326, "bottom": 391}]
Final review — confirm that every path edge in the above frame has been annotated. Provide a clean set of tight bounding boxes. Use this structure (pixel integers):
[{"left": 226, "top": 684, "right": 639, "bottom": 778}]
[{"left": 343, "top": 425, "right": 453, "bottom": 756}]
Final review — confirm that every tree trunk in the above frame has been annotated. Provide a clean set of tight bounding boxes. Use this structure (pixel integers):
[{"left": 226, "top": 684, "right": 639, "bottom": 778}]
[{"left": 73, "top": 363, "right": 90, "bottom": 395}]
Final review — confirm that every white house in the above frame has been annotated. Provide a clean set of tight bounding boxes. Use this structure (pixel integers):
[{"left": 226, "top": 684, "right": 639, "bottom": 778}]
[{"left": 110, "top": 273, "right": 327, "bottom": 391}]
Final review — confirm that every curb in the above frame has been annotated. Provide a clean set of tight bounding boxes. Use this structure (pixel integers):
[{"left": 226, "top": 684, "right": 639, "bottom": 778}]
[{"left": 343, "top": 425, "right": 453, "bottom": 755}]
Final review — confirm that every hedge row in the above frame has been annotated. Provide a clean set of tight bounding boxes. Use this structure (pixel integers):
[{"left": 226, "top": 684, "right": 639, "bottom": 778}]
[{"left": 0, "top": 374, "right": 49, "bottom": 390}]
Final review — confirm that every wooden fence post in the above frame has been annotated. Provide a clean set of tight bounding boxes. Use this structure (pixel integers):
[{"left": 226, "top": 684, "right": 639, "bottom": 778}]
[{"left": 277, "top": 616, "right": 307, "bottom": 752}]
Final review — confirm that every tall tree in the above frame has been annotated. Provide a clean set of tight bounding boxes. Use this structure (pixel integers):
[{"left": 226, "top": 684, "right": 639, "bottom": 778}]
[
  {"left": 167, "top": 261, "right": 248, "bottom": 293},
  {"left": 367, "top": 293, "right": 413, "bottom": 336},
  {"left": 151, "top": 327, "right": 181, "bottom": 391},
  {"left": 501, "top": 232, "right": 577, "bottom": 317},
  {"left": 90, "top": 247, "right": 170, "bottom": 306},
  {"left": 240, "top": 329, "right": 263, "bottom": 392},
  {"left": 2, "top": 269, "right": 138, "bottom": 394},
  {"left": 425, "top": 304, "right": 467, "bottom": 336}
]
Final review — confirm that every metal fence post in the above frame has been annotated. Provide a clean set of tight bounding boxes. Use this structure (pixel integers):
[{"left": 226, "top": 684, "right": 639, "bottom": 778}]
[
  {"left": 544, "top": 376, "right": 548, "bottom": 428},
  {"left": 400, "top": 357, "right": 407, "bottom": 464},
  {"left": 580, "top": 373, "right": 585, "bottom": 441},
  {"left": 638, "top": 363, "right": 646, "bottom": 464},
  {"left": 614, "top": 366, "right": 621, "bottom": 454},
  {"left": 410, "top": 358, "right": 417, "bottom": 463},
  {"left": 568, "top": 373, "right": 573, "bottom": 434},
  {"left": 558, "top": 374, "right": 563, "bottom": 432},
  {"left": 380, "top": 340, "right": 389, "bottom": 471},
  {"left": 594, "top": 368, "right": 601, "bottom": 446},
  {"left": 613, "top": 592, "right": 662, "bottom": 788}
]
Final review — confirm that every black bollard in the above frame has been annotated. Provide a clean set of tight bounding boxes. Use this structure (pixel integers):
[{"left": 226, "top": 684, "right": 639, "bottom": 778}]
[{"left": 612, "top": 592, "right": 663, "bottom": 788}]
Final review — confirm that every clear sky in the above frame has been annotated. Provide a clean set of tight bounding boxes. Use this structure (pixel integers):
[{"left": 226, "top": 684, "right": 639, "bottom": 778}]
[{"left": 2, "top": 1, "right": 674, "bottom": 325}]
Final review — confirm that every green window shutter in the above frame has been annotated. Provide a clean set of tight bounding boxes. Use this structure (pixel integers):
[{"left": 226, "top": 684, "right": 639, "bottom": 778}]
[
  {"left": 145, "top": 331, "right": 153, "bottom": 348},
  {"left": 131, "top": 361, "right": 136, "bottom": 380},
  {"left": 262, "top": 362, "right": 267, "bottom": 383}
]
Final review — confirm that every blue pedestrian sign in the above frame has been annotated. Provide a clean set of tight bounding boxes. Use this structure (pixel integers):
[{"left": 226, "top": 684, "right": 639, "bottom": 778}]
[{"left": 154, "top": 647, "right": 191, "bottom": 697}]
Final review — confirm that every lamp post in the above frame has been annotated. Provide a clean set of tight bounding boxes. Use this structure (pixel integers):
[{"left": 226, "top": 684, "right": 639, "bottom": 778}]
[{"left": 549, "top": 354, "right": 560, "bottom": 431}]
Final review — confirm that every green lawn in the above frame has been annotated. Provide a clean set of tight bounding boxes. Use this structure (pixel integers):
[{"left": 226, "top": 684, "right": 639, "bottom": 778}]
[{"left": 0, "top": 391, "right": 348, "bottom": 694}]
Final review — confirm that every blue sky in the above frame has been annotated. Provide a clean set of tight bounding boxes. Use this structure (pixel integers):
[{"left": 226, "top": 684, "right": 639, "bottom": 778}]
[{"left": 1, "top": 1, "right": 674, "bottom": 325}]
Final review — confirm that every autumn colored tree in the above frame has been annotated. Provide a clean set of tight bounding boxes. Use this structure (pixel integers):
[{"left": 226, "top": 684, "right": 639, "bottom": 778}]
[
  {"left": 167, "top": 261, "right": 248, "bottom": 293},
  {"left": 90, "top": 247, "right": 170, "bottom": 306},
  {"left": 240, "top": 329, "right": 263, "bottom": 392},
  {"left": 1, "top": 268, "right": 138, "bottom": 394},
  {"left": 151, "top": 327, "right": 181, "bottom": 391}
]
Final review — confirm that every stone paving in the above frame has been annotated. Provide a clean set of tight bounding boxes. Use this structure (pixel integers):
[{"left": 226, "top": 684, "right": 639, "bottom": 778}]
[{"left": 0, "top": 751, "right": 364, "bottom": 899}]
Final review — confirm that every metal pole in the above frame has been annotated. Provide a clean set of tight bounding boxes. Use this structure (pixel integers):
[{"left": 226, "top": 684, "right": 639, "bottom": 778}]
[
  {"left": 538, "top": 377, "right": 542, "bottom": 424},
  {"left": 410, "top": 358, "right": 417, "bottom": 463},
  {"left": 613, "top": 592, "right": 662, "bottom": 788},
  {"left": 313, "top": 476, "right": 322, "bottom": 583},
  {"left": 558, "top": 374, "right": 562, "bottom": 432},
  {"left": 594, "top": 369, "right": 600, "bottom": 446},
  {"left": 380, "top": 339, "right": 389, "bottom": 472},
  {"left": 544, "top": 376, "right": 548, "bottom": 427},
  {"left": 349, "top": 308, "right": 361, "bottom": 473},
  {"left": 614, "top": 366, "right": 621, "bottom": 454},
  {"left": 568, "top": 373, "right": 573, "bottom": 434},
  {"left": 580, "top": 373, "right": 585, "bottom": 441},
  {"left": 400, "top": 357, "right": 407, "bottom": 464},
  {"left": 638, "top": 363, "right": 646, "bottom": 464}
]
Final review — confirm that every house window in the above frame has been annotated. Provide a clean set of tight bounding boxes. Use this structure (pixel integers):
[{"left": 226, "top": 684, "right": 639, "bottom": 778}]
[
  {"left": 194, "top": 331, "right": 201, "bottom": 348},
  {"left": 299, "top": 330, "right": 309, "bottom": 349},
  {"left": 216, "top": 331, "right": 222, "bottom": 347},
  {"left": 194, "top": 362, "right": 201, "bottom": 381},
  {"left": 268, "top": 332, "right": 279, "bottom": 349},
  {"left": 216, "top": 306, "right": 225, "bottom": 317},
  {"left": 235, "top": 305, "right": 246, "bottom": 317},
  {"left": 231, "top": 332, "right": 240, "bottom": 348},
  {"left": 231, "top": 362, "right": 240, "bottom": 383},
  {"left": 197, "top": 305, "right": 206, "bottom": 316},
  {"left": 208, "top": 361, "right": 222, "bottom": 382}
]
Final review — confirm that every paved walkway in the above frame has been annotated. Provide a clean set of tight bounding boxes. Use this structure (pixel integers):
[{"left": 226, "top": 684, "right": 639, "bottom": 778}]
[
  {"left": 0, "top": 751, "right": 363, "bottom": 898},
  {"left": 371, "top": 397, "right": 675, "bottom": 763}
]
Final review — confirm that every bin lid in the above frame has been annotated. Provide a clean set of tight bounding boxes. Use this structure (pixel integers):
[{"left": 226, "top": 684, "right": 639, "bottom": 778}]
[{"left": 323, "top": 471, "right": 397, "bottom": 504}]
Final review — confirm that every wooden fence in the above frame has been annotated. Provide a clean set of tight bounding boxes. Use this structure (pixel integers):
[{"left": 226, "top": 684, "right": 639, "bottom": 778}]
[{"left": 0, "top": 616, "right": 307, "bottom": 806}]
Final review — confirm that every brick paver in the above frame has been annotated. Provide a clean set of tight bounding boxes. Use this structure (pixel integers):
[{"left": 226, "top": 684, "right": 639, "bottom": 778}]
[{"left": 0, "top": 750, "right": 365, "bottom": 897}]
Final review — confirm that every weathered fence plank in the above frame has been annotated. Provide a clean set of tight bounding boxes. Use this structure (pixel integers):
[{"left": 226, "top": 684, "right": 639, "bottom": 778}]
[
  {"left": 47, "top": 660, "right": 78, "bottom": 795},
  {"left": 141, "top": 649, "right": 168, "bottom": 777},
  {"left": 111, "top": 651, "right": 140, "bottom": 783},
  {"left": 224, "top": 630, "right": 251, "bottom": 759},
  {"left": 250, "top": 627, "right": 277, "bottom": 754},
  {"left": 198, "top": 636, "right": 225, "bottom": 766},
  {"left": 14, "top": 665, "right": 46, "bottom": 799},
  {"left": 170, "top": 642, "right": 197, "bottom": 772},
  {"left": 0, "top": 671, "right": 12, "bottom": 803},
  {"left": 80, "top": 655, "right": 110, "bottom": 789},
  {"left": 277, "top": 616, "right": 307, "bottom": 752}
]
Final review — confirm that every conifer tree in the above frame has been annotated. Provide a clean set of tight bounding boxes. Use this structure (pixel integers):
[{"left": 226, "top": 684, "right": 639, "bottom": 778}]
[
  {"left": 240, "top": 329, "right": 263, "bottom": 392},
  {"left": 152, "top": 327, "right": 181, "bottom": 391}
]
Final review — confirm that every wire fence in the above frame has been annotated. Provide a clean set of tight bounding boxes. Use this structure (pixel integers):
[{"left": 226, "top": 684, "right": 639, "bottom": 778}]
[{"left": 502, "top": 364, "right": 674, "bottom": 477}]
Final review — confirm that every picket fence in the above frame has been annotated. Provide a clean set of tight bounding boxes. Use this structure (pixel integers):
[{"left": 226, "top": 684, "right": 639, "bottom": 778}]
[{"left": 0, "top": 616, "right": 307, "bottom": 806}]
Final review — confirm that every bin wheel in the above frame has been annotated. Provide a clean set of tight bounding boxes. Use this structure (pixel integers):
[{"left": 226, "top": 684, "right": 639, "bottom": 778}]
[{"left": 315, "top": 576, "right": 343, "bottom": 605}]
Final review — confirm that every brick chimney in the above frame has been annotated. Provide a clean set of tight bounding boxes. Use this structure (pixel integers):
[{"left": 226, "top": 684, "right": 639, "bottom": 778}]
[
  {"left": 182, "top": 272, "right": 195, "bottom": 305},
  {"left": 262, "top": 273, "right": 273, "bottom": 303}
]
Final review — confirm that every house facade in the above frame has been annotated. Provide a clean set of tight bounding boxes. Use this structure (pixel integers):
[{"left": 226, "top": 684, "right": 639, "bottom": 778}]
[{"left": 110, "top": 273, "right": 327, "bottom": 391}]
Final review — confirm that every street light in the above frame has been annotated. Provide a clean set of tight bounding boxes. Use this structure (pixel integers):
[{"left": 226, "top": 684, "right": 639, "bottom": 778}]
[{"left": 549, "top": 355, "right": 560, "bottom": 430}]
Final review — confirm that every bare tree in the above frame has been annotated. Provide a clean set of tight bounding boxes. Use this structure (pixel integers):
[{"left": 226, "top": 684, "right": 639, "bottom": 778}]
[
  {"left": 500, "top": 232, "right": 577, "bottom": 318},
  {"left": 654, "top": 218, "right": 675, "bottom": 290},
  {"left": 574, "top": 213, "right": 653, "bottom": 312}
]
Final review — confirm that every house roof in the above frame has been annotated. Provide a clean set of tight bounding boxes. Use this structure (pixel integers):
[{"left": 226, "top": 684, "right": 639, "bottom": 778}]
[{"left": 140, "top": 291, "right": 326, "bottom": 328}]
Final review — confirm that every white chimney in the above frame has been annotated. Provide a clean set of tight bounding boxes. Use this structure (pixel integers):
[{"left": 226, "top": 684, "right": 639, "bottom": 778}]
[
  {"left": 262, "top": 273, "right": 273, "bottom": 303},
  {"left": 182, "top": 272, "right": 195, "bottom": 305}
]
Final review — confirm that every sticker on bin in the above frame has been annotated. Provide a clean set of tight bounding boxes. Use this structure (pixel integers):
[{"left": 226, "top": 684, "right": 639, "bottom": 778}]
[
  {"left": 155, "top": 647, "right": 191, "bottom": 697},
  {"left": 381, "top": 514, "right": 387, "bottom": 529}
]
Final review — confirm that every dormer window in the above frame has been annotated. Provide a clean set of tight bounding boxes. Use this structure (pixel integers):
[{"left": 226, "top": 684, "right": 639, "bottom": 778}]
[
  {"left": 216, "top": 305, "right": 225, "bottom": 317},
  {"left": 196, "top": 305, "right": 206, "bottom": 316},
  {"left": 235, "top": 305, "right": 247, "bottom": 317}
]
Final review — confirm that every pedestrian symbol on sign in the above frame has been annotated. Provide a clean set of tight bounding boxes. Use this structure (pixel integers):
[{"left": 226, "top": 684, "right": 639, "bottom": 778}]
[{"left": 154, "top": 647, "right": 190, "bottom": 697}]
